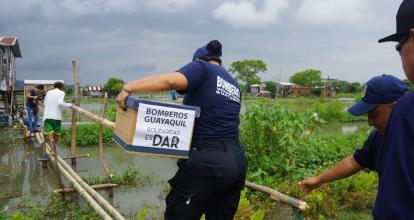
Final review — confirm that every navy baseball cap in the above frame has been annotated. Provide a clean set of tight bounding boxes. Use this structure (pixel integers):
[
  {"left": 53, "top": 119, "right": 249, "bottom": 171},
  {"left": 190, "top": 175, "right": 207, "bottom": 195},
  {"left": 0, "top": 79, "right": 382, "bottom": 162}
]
[
  {"left": 378, "top": 0, "right": 414, "bottom": 43},
  {"left": 348, "top": 75, "right": 407, "bottom": 116}
]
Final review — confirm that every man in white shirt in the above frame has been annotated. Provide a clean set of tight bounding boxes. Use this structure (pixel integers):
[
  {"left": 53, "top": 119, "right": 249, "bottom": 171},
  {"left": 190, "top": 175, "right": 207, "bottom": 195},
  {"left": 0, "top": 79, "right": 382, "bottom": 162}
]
[{"left": 43, "top": 82, "right": 72, "bottom": 156}]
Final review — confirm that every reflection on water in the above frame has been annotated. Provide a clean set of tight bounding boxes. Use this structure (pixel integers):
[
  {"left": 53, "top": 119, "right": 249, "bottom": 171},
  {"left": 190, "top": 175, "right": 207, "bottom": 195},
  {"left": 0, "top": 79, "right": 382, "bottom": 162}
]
[
  {"left": 314, "top": 121, "right": 369, "bottom": 135},
  {"left": 0, "top": 129, "right": 177, "bottom": 218},
  {"left": 0, "top": 131, "right": 61, "bottom": 210}
]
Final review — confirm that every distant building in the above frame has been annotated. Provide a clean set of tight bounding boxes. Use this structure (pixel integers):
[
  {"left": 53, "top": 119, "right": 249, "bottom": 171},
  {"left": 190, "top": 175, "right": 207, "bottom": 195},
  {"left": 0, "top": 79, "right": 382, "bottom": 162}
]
[
  {"left": 250, "top": 84, "right": 271, "bottom": 97},
  {"left": 276, "top": 82, "right": 311, "bottom": 98},
  {"left": 1, "top": 36, "right": 22, "bottom": 115},
  {"left": 85, "top": 85, "right": 103, "bottom": 97}
]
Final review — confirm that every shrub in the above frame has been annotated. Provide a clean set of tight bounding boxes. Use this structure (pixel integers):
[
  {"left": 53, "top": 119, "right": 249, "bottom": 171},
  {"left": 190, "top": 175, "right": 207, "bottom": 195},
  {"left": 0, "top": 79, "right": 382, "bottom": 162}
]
[
  {"left": 61, "top": 123, "right": 114, "bottom": 146},
  {"left": 239, "top": 101, "right": 375, "bottom": 218}
]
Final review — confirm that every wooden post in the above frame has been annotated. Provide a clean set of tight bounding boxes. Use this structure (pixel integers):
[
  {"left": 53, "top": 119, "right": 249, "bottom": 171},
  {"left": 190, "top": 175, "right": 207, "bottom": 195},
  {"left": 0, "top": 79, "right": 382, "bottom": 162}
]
[
  {"left": 41, "top": 160, "right": 48, "bottom": 168},
  {"left": 99, "top": 92, "right": 113, "bottom": 182},
  {"left": 70, "top": 60, "right": 80, "bottom": 165}
]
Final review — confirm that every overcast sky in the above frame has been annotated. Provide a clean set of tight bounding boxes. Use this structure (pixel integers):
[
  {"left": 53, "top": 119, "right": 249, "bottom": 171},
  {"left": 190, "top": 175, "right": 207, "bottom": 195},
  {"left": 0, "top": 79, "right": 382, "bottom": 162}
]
[{"left": 0, "top": 0, "right": 405, "bottom": 85}]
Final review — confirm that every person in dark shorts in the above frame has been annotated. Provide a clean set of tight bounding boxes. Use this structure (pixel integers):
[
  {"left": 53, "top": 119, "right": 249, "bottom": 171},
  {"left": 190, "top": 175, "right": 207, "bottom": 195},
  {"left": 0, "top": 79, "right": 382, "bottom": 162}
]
[{"left": 117, "top": 40, "right": 247, "bottom": 220}]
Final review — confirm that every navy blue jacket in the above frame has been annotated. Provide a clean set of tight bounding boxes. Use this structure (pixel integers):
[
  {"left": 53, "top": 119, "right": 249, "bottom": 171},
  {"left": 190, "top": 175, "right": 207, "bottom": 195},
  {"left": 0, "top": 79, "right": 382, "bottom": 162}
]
[{"left": 373, "top": 92, "right": 414, "bottom": 219}]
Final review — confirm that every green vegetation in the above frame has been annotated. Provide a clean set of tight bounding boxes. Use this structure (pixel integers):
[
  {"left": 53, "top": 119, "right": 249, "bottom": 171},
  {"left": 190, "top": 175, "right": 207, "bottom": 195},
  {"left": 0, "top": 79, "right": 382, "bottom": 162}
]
[
  {"left": 311, "top": 100, "right": 365, "bottom": 122},
  {"left": 103, "top": 77, "right": 125, "bottom": 97},
  {"left": 264, "top": 81, "right": 277, "bottom": 98},
  {"left": 61, "top": 123, "right": 114, "bottom": 146},
  {"left": 290, "top": 69, "right": 323, "bottom": 88},
  {"left": 332, "top": 81, "right": 362, "bottom": 94},
  {"left": 229, "top": 60, "right": 267, "bottom": 97},
  {"left": 235, "top": 190, "right": 266, "bottom": 220},
  {"left": 403, "top": 79, "right": 414, "bottom": 91},
  {"left": 0, "top": 195, "right": 101, "bottom": 220},
  {"left": 239, "top": 101, "right": 376, "bottom": 219},
  {"left": 83, "top": 167, "right": 152, "bottom": 186}
]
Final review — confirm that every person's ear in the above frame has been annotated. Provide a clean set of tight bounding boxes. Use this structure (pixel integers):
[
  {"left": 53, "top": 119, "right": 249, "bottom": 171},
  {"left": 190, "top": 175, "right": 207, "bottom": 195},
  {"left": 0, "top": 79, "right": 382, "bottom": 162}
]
[{"left": 410, "top": 28, "right": 414, "bottom": 39}]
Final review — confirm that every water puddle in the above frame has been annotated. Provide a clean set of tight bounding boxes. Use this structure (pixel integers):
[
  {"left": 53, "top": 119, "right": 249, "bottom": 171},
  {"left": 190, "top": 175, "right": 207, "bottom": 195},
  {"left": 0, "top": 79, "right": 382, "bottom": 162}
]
[{"left": 0, "top": 128, "right": 177, "bottom": 218}]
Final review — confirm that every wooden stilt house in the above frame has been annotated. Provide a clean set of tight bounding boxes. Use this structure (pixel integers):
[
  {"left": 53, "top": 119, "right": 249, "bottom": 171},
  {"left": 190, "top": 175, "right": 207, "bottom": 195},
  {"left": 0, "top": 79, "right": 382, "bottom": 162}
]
[{"left": 0, "top": 36, "right": 22, "bottom": 115}]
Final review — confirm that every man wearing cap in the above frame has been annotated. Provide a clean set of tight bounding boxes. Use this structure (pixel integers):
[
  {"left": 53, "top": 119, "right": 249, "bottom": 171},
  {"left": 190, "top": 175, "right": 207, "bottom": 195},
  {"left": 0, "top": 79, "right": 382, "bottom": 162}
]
[
  {"left": 298, "top": 75, "right": 407, "bottom": 208},
  {"left": 373, "top": 0, "right": 414, "bottom": 219}
]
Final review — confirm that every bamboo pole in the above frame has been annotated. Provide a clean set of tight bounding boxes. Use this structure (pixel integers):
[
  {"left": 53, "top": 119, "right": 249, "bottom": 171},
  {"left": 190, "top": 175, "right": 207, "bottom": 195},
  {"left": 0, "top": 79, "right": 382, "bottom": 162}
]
[
  {"left": 35, "top": 132, "right": 44, "bottom": 144},
  {"left": 44, "top": 145, "right": 112, "bottom": 220},
  {"left": 71, "top": 60, "right": 80, "bottom": 163},
  {"left": 71, "top": 105, "right": 115, "bottom": 129},
  {"left": 54, "top": 183, "right": 119, "bottom": 193},
  {"left": 39, "top": 154, "right": 90, "bottom": 161},
  {"left": 56, "top": 153, "right": 125, "bottom": 220},
  {"left": 245, "top": 181, "right": 309, "bottom": 210},
  {"left": 99, "top": 92, "right": 113, "bottom": 180},
  {"left": 62, "top": 154, "right": 90, "bottom": 160}
]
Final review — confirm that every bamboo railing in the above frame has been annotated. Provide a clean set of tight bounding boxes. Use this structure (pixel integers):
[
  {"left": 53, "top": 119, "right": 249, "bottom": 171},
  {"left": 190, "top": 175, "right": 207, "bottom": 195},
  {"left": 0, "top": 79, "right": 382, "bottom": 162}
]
[{"left": 43, "top": 143, "right": 114, "bottom": 220}]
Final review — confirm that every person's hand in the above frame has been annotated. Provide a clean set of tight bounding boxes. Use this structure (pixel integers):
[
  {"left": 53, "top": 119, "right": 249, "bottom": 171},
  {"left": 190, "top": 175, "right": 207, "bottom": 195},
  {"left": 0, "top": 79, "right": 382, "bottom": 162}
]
[
  {"left": 116, "top": 88, "right": 130, "bottom": 110},
  {"left": 33, "top": 96, "right": 38, "bottom": 100},
  {"left": 298, "top": 176, "right": 323, "bottom": 194}
]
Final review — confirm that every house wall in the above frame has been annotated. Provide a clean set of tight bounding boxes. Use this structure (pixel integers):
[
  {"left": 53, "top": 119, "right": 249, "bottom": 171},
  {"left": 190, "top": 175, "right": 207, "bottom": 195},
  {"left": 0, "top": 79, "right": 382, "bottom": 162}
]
[{"left": 0, "top": 47, "right": 16, "bottom": 92}]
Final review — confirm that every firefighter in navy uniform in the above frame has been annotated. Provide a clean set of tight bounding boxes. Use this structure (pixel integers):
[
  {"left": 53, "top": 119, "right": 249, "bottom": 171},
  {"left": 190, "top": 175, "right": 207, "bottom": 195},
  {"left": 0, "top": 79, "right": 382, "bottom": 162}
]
[{"left": 117, "top": 40, "right": 247, "bottom": 220}]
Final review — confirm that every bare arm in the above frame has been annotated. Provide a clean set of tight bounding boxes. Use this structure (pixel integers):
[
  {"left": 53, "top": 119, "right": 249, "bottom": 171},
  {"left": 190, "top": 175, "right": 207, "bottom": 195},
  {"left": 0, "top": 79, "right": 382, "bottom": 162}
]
[
  {"left": 299, "top": 155, "right": 363, "bottom": 194},
  {"left": 123, "top": 72, "right": 188, "bottom": 93},
  {"left": 116, "top": 72, "right": 188, "bottom": 109}
]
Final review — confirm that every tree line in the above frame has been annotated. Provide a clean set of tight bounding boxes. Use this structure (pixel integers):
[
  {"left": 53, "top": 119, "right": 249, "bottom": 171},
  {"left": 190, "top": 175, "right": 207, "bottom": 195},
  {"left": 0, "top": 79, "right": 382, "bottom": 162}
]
[{"left": 97, "top": 60, "right": 413, "bottom": 98}]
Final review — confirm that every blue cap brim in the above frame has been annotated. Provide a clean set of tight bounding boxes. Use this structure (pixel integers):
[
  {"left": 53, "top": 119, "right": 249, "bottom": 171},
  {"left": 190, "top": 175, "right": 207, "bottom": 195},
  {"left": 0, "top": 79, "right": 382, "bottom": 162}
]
[{"left": 347, "top": 101, "right": 377, "bottom": 116}]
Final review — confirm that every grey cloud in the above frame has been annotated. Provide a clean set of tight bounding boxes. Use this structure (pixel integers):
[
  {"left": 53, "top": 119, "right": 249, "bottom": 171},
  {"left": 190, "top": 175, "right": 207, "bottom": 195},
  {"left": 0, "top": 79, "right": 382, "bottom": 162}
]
[{"left": 1, "top": 0, "right": 406, "bottom": 86}]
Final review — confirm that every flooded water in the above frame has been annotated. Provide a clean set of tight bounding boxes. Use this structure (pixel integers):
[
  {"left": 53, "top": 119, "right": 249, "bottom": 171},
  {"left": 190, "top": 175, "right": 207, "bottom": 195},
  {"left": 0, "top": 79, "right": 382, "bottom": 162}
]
[
  {"left": 0, "top": 128, "right": 177, "bottom": 219},
  {"left": 314, "top": 121, "right": 369, "bottom": 135}
]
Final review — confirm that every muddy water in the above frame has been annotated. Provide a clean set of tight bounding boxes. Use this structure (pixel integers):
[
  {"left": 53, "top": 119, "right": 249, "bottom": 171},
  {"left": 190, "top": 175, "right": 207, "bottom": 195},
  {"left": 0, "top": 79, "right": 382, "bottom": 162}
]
[
  {"left": 0, "top": 129, "right": 177, "bottom": 219},
  {"left": 314, "top": 121, "right": 369, "bottom": 135}
]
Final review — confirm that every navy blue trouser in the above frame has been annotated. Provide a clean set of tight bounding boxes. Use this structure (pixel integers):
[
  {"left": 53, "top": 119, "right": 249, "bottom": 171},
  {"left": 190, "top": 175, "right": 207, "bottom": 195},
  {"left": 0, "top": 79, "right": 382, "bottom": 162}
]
[{"left": 165, "top": 137, "right": 247, "bottom": 220}]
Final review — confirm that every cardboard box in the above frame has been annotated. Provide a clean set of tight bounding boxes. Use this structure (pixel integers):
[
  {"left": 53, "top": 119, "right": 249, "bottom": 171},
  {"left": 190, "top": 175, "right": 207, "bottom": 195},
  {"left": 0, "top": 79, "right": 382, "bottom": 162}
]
[{"left": 114, "top": 96, "right": 200, "bottom": 159}]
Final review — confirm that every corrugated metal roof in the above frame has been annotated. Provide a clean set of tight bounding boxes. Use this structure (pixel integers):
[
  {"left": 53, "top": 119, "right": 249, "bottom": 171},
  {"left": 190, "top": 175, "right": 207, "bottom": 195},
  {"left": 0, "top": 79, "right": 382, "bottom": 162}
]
[
  {"left": 24, "top": 80, "right": 64, "bottom": 85},
  {"left": 0, "top": 37, "right": 16, "bottom": 45},
  {"left": 277, "top": 82, "right": 295, "bottom": 86},
  {"left": 0, "top": 36, "right": 22, "bottom": 57},
  {"left": 87, "top": 85, "right": 102, "bottom": 91}
]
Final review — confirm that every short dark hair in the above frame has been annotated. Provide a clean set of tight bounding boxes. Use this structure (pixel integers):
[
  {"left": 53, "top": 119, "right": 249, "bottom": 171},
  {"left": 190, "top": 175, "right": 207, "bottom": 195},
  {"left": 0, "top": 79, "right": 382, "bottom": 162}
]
[
  {"left": 54, "top": 81, "right": 64, "bottom": 89},
  {"left": 198, "top": 55, "right": 222, "bottom": 65},
  {"left": 36, "top": 85, "right": 44, "bottom": 90}
]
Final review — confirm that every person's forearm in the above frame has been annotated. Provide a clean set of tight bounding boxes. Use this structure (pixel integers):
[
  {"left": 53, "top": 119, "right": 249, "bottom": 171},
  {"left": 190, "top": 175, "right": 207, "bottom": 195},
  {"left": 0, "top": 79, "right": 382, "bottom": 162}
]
[
  {"left": 316, "top": 156, "right": 363, "bottom": 183},
  {"left": 123, "top": 72, "right": 187, "bottom": 93},
  {"left": 26, "top": 94, "right": 37, "bottom": 99}
]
